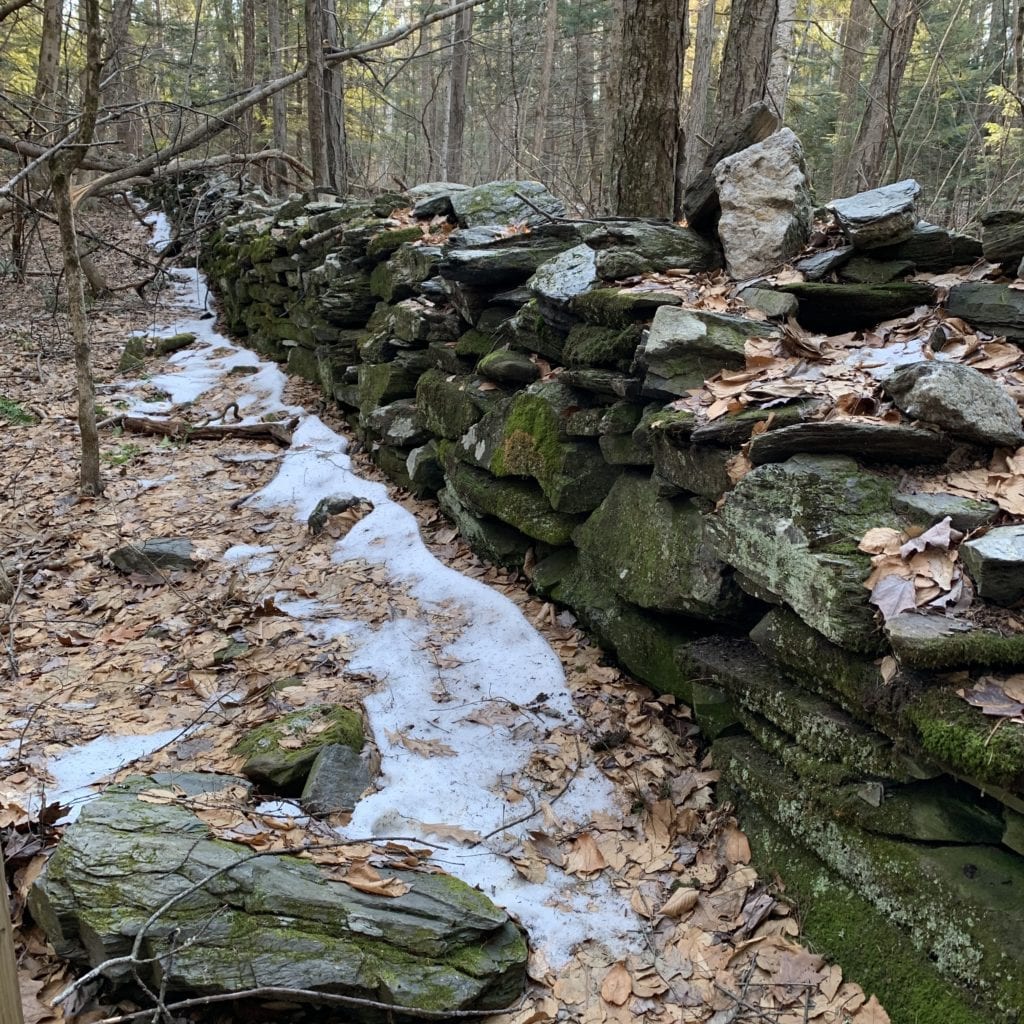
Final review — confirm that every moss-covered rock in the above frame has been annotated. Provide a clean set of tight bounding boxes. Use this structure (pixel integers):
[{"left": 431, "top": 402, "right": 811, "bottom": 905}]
[
  {"left": 437, "top": 486, "right": 534, "bottom": 568},
  {"left": 28, "top": 772, "right": 528, "bottom": 1013},
  {"left": 357, "top": 353, "right": 431, "bottom": 417},
  {"left": 570, "top": 288, "right": 682, "bottom": 328},
  {"left": 441, "top": 450, "right": 580, "bottom": 545},
  {"left": 233, "top": 705, "right": 363, "bottom": 790},
  {"left": 477, "top": 348, "right": 541, "bottom": 385},
  {"left": 416, "top": 369, "right": 500, "bottom": 440},
  {"left": 885, "top": 613, "right": 1024, "bottom": 670},
  {"left": 563, "top": 323, "right": 644, "bottom": 370},
  {"left": 449, "top": 179, "right": 566, "bottom": 227},
  {"left": 652, "top": 433, "right": 734, "bottom": 498},
  {"left": 575, "top": 473, "right": 742, "bottom": 621},
  {"left": 365, "top": 225, "right": 425, "bottom": 262},
  {"left": 457, "top": 382, "right": 619, "bottom": 513},
  {"left": 709, "top": 455, "right": 905, "bottom": 652}
]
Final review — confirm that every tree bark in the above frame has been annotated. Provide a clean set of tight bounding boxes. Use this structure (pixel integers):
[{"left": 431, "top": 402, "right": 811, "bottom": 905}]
[
  {"left": 267, "top": 0, "right": 288, "bottom": 189},
  {"left": 715, "top": 0, "right": 779, "bottom": 127},
  {"left": 242, "top": 0, "right": 257, "bottom": 156},
  {"left": 0, "top": 846, "right": 23, "bottom": 1024},
  {"left": 831, "top": 0, "right": 873, "bottom": 198},
  {"left": 321, "top": 0, "right": 348, "bottom": 192},
  {"left": 304, "top": 0, "right": 328, "bottom": 186},
  {"left": 682, "top": 0, "right": 716, "bottom": 187},
  {"left": 607, "top": 0, "right": 688, "bottom": 218},
  {"left": 444, "top": 6, "right": 473, "bottom": 181},
  {"left": 847, "top": 0, "right": 927, "bottom": 190},
  {"left": 531, "top": 0, "right": 559, "bottom": 172},
  {"left": 30, "top": 0, "right": 62, "bottom": 134},
  {"left": 767, "top": 0, "right": 797, "bottom": 119}
]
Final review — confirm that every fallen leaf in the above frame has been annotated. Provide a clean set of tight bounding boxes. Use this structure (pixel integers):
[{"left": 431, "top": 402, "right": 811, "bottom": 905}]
[{"left": 600, "top": 962, "right": 632, "bottom": 1006}]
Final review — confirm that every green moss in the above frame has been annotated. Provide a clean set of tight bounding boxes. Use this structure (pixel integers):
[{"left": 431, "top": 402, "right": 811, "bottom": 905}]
[
  {"left": 455, "top": 329, "right": 498, "bottom": 359},
  {"left": 416, "top": 369, "right": 489, "bottom": 440},
  {"left": 905, "top": 689, "right": 1024, "bottom": 792},
  {"left": 569, "top": 288, "right": 682, "bottom": 327},
  {"left": 490, "top": 393, "right": 562, "bottom": 479},
  {"left": 563, "top": 324, "right": 643, "bottom": 369},
  {"left": 366, "top": 226, "right": 424, "bottom": 261}
]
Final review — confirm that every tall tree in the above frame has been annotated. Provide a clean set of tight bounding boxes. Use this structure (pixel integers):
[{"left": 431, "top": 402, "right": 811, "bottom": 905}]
[
  {"left": 848, "top": 0, "right": 928, "bottom": 189},
  {"left": 715, "top": 0, "right": 779, "bottom": 126},
  {"left": 768, "top": 0, "right": 798, "bottom": 119},
  {"left": 831, "top": 0, "right": 873, "bottom": 197},
  {"left": 606, "top": 0, "right": 687, "bottom": 218},
  {"left": 444, "top": 5, "right": 473, "bottom": 180},
  {"left": 682, "top": 0, "right": 716, "bottom": 185}
]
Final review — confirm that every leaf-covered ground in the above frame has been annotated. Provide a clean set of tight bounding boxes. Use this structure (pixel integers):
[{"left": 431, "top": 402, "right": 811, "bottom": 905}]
[{"left": 0, "top": 202, "right": 896, "bottom": 1024}]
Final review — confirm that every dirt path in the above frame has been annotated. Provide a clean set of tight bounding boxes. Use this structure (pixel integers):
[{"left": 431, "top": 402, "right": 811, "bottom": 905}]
[{"left": 0, "top": 206, "right": 888, "bottom": 1024}]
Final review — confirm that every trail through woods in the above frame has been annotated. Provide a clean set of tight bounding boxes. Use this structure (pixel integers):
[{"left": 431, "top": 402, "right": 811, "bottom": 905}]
[{"left": 0, "top": 206, "right": 890, "bottom": 1024}]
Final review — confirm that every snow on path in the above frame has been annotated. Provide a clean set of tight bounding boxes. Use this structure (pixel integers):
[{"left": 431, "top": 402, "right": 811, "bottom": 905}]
[{"left": 120, "top": 211, "right": 643, "bottom": 966}]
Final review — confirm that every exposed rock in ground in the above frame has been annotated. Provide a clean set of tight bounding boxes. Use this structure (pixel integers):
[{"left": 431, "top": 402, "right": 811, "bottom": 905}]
[
  {"left": 714, "top": 128, "right": 812, "bottom": 279},
  {"left": 826, "top": 179, "right": 921, "bottom": 249},
  {"left": 109, "top": 538, "right": 200, "bottom": 574},
  {"left": 29, "top": 773, "right": 527, "bottom": 1012},
  {"left": 233, "top": 705, "right": 363, "bottom": 791},
  {"left": 300, "top": 744, "right": 373, "bottom": 815},
  {"left": 882, "top": 361, "right": 1024, "bottom": 448}
]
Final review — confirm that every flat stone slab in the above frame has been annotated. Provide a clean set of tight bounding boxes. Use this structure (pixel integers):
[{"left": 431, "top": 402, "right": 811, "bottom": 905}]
[
  {"left": 892, "top": 491, "right": 1000, "bottom": 533},
  {"left": 748, "top": 420, "right": 952, "bottom": 465},
  {"left": 946, "top": 281, "right": 1024, "bottom": 341},
  {"left": 29, "top": 773, "right": 527, "bottom": 1010},
  {"left": 450, "top": 180, "right": 565, "bottom": 228},
  {"left": 407, "top": 181, "right": 470, "bottom": 219},
  {"left": 827, "top": 179, "right": 921, "bottom": 249},
  {"left": 529, "top": 243, "right": 600, "bottom": 314},
  {"left": 885, "top": 613, "right": 1024, "bottom": 669},
  {"left": 961, "top": 526, "right": 1024, "bottom": 605},
  {"left": 780, "top": 281, "right": 935, "bottom": 332},
  {"left": 109, "top": 538, "right": 200, "bottom": 574},
  {"left": 737, "top": 285, "right": 799, "bottom": 318},
  {"left": 300, "top": 743, "right": 372, "bottom": 815},
  {"left": 871, "top": 221, "right": 982, "bottom": 271},
  {"left": 795, "top": 247, "right": 854, "bottom": 280},
  {"left": 981, "top": 209, "right": 1024, "bottom": 264},
  {"left": 883, "top": 361, "right": 1024, "bottom": 448}
]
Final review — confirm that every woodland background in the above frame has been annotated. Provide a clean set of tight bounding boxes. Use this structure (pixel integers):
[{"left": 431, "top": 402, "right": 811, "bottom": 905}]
[{"left": 1, "top": 0, "right": 1024, "bottom": 240}]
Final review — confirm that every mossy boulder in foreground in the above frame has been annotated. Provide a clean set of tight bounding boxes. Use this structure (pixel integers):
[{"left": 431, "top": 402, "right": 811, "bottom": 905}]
[{"left": 28, "top": 773, "right": 527, "bottom": 1015}]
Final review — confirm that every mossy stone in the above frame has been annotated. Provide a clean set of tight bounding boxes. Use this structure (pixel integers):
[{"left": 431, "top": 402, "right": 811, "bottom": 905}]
[
  {"left": 570, "top": 288, "right": 682, "bottom": 328},
  {"left": 563, "top": 323, "right": 643, "bottom": 370},
  {"left": 477, "top": 349, "right": 541, "bottom": 385},
  {"left": 437, "top": 486, "right": 533, "bottom": 568},
  {"left": 416, "top": 369, "right": 498, "bottom": 440},
  {"left": 366, "top": 226, "right": 424, "bottom": 261},
  {"left": 233, "top": 705, "right": 363, "bottom": 791},
  {"left": 575, "top": 473, "right": 742, "bottom": 621},
  {"left": 708, "top": 455, "right": 905, "bottom": 652}
]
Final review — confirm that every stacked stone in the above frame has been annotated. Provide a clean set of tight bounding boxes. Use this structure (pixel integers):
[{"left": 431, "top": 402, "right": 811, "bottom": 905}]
[{"left": 155, "top": 172, "right": 1024, "bottom": 1023}]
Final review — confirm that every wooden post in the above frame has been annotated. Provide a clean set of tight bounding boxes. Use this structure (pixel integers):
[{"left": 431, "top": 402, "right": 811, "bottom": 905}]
[{"left": 0, "top": 849, "right": 25, "bottom": 1024}]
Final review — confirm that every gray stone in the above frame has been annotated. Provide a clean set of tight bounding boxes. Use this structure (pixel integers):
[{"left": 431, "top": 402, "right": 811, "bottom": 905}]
[
  {"left": 781, "top": 281, "right": 935, "bottom": 332},
  {"left": 652, "top": 434, "right": 734, "bottom": 498},
  {"left": 885, "top": 613, "right": 1024, "bottom": 670},
  {"left": 748, "top": 420, "right": 952, "bottom": 466},
  {"left": 795, "top": 246, "right": 854, "bottom": 280},
  {"left": 450, "top": 180, "right": 566, "bottom": 228},
  {"left": 109, "top": 538, "right": 199, "bottom": 574},
  {"left": 883, "top": 361, "right": 1024, "bottom": 448},
  {"left": 365, "top": 399, "right": 431, "bottom": 448},
  {"left": 28, "top": 773, "right": 527, "bottom": 1011},
  {"left": 585, "top": 221, "right": 720, "bottom": 276},
  {"left": 477, "top": 348, "right": 541, "bottom": 385},
  {"left": 737, "top": 286, "right": 799, "bottom": 318},
  {"left": 707, "top": 455, "right": 905, "bottom": 652},
  {"left": 981, "top": 209, "right": 1024, "bottom": 265},
  {"left": 390, "top": 298, "right": 461, "bottom": 345},
  {"left": 871, "top": 221, "right": 982, "bottom": 271},
  {"left": 407, "top": 181, "right": 470, "bottom": 219},
  {"left": 891, "top": 491, "right": 999, "bottom": 533},
  {"left": 439, "top": 239, "right": 575, "bottom": 288},
  {"left": 406, "top": 441, "right": 445, "bottom": 493},
  {"left": 639, "top": 305, "right": 778, "bottom": 396},
  {"left": 839, "top": 257, "right": 915, "bottom": 285},
  {"left": 946, "top": 281, "right": 1024, "bottom": 340},
  {"left": 529, "top": 244, "right": 600, "bottom": 326},
  {"left": 714, "top": 128, "right": 813, "bottom": 279},
  {"left": 299, "top": 744, "right": 372, "bottom": 814},
  {"left": 961, "top": 526, "right": 1024, "bottom": 605},
  {"left": 827, "top": 179, "right": 921, "bottom": 249},
  {"left": 437, "top": 486, "right": 533, "bottom": 568}
]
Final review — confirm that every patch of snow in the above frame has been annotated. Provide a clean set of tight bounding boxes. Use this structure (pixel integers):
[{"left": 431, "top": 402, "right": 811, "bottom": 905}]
[{"left": 222, "top": 543, "right": 276, "bottom": 573}]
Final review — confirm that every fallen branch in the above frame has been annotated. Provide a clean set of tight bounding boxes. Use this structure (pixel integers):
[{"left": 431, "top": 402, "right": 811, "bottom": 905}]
[{"left": 107, "top": 414, "right": 296, "bottom": 447}]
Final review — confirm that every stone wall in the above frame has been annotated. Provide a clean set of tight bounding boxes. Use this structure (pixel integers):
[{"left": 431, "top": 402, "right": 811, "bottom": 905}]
[{"left": 151, "top": 175, "right": 1024, "bottom": 1024}]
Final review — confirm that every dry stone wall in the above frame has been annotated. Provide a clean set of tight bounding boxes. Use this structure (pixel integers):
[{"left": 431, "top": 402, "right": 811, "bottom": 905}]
[{"left": 151, "top": 174, "right": 1024, "bottom": 1024}]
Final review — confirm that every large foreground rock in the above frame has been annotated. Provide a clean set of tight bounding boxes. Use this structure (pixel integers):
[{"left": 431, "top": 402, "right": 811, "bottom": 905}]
[
  {"left": 29, "top": 773, "right": 527, "bottom": 1013},
  {"left": 714, "top": 128, "right": 812, "bottom": 279}
]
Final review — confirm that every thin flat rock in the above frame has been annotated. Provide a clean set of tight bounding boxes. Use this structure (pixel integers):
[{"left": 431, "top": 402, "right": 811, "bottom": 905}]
[{"left": 748, "top": 421, "right": 952, "bottom": 466}]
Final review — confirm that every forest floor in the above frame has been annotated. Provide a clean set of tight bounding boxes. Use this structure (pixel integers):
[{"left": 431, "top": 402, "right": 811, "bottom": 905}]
[{"left": 0, "top": 200, "right": 889, "bottom": 1024}]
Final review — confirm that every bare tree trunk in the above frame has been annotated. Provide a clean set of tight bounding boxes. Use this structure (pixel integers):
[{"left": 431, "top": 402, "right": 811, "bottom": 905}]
[
  {"left": 305, "top": 0, "right": 328, "bottom": 185},
  {"left": 267, "top": 0, "right": 288, "bottom": 189},
  {"left": 715, "top": 0, "right": 778, "bottom": 127},
  {"left": 831, "top": 0, "right": 873, "bottom": 198},
  {"left": 682, "top": 0, "right": 716, "bottom": 186},
  {"left": 532, "top": 0, "right": 558, "bottom": 172},
  {"left": 322, "top": 0, "right": 348, "bottom": 192},
  {"left": 30, "top": 0, "right": 62, "bottom": 134},
  {"left": 848, "top": 0, "right": 927, "bottom": 190},
  {"left": 242, "top": 0, "right": 257, "bottom": 156},
  {"left": 49, "top": 0, "right": 103, "bottom": 496},
  {"left": 444, "top": 6, "right": 472, "bottom": 181},
  {"left": 767, "top": 0, "right": 797, "bottom": 119},
  {"left": 607, "top": 0, "right": 688, "bottom": 218},
  {"left": 0, "top": 845, "right": 23, "bottom": 1024}
]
